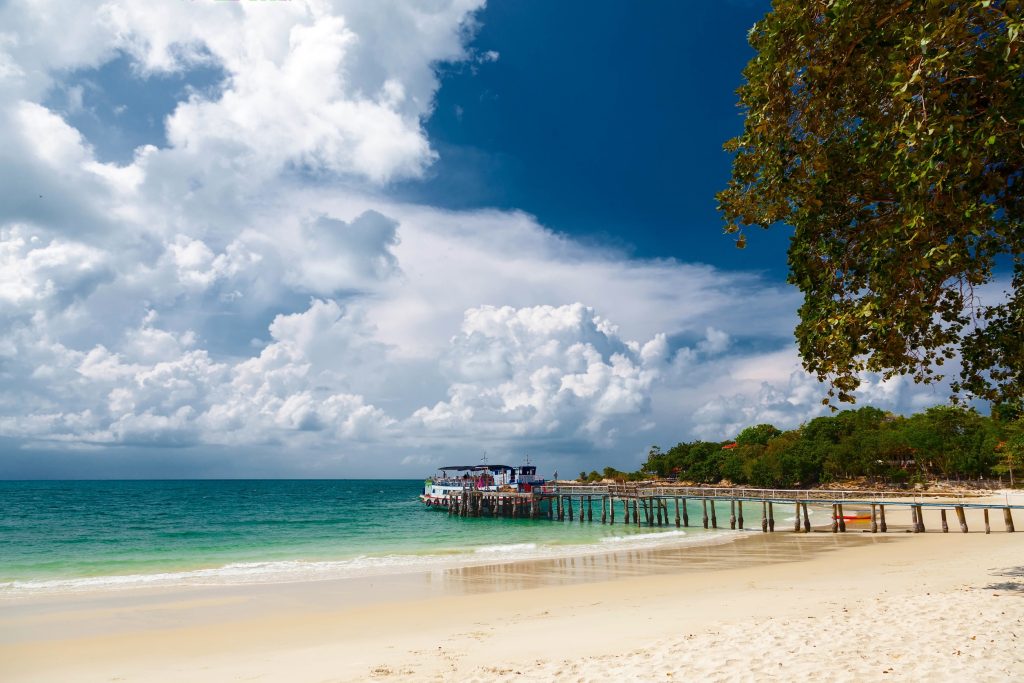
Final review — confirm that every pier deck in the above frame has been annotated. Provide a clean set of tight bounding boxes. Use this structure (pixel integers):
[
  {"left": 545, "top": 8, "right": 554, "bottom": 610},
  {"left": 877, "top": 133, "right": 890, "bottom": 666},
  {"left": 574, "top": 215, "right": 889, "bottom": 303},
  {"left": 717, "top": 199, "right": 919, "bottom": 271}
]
[{"left": 444, "top": 484, "right": 1023, "bottom": 534}]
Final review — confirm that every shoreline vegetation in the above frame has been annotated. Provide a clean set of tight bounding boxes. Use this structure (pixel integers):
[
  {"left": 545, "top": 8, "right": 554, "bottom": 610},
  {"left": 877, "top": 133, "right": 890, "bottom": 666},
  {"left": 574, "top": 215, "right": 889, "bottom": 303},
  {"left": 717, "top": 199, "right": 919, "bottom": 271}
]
[{"left": 580, "top": 404, "right": 1024, "bottom": 491}]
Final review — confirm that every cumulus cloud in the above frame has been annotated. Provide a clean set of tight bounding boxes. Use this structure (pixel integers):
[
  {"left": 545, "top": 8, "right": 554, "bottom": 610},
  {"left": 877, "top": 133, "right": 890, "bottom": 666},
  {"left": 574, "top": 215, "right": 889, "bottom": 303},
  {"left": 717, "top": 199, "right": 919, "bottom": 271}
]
[
  {"left": 0, "top": 0, "right": 956, "bottom": 476},
  {"left": 289, "top": 211, "right": 401, "bottom": 292},
  {"left": 0, "top": 226, "right": 113, "bottom": 313},
  {"left": 683, "top": 350, "right": 959, "bottom": 442},
  {"left": 0, "top": 299, "right": 394, "bottom": 448},
  {"left": 163, "top": 13, "right": 434, "bottom": 183},
  {"left": 0, "top": 0, "right": 483, "bottom": 182},
  {"left": 412, "top": 304, "right": 667, "bottom": 443}
]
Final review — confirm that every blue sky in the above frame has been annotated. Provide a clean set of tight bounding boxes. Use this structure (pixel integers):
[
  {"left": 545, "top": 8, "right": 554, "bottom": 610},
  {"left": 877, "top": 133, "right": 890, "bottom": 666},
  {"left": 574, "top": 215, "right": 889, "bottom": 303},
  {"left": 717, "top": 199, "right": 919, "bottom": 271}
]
[
  {"left": 401, "top": 0, "right": 791, "bottom": 276},
  {"left": 43, "top": 52, "right": 228, "bottom": 166},
  {"left": 0, "top": 1, "right": 948, "bottom": 479},
  {"left": 41, "top": 1, "right": 787, "bottom": 274}
]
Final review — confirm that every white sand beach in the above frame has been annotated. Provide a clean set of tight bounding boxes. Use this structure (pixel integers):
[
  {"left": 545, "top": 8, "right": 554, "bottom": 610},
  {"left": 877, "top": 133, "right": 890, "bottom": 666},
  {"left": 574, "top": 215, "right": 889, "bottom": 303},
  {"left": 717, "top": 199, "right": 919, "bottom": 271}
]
[{"left": 2, "top": 501, "right": 1022, "bottom": 682}]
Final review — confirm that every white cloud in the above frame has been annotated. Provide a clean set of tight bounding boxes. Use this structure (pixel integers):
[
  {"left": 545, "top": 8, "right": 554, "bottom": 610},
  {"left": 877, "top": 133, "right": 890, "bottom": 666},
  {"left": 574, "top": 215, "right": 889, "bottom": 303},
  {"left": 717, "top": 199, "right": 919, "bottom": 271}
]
[
  {"left": 683, "top": 351, "right": 959, "bottom": 442},
  {"left": 163, "top": 13, "right": 434, "bottom": 183},
  {"left": 697, "top": 327, "right": 731, "bottom": 355},
  {"left": 0, "top": 298, "right": 394, "bottom": 447},
  {"left": 0, "top": 0, "right": 959, "bottom": 476},
  {"left": 0, "top": 0, "right": 483, "bottom": 183},
  {"left": 287, "top": 211, "right": 401, "bottom": 292},
  {"left": 411, "top": 304, "right": 666, "bottom": 443},
  {"left": 318, "top": 200, "right": 802, "bottom": 360},
  {"left": 0, "top": 226, "right": 112, "bottom": 312}
]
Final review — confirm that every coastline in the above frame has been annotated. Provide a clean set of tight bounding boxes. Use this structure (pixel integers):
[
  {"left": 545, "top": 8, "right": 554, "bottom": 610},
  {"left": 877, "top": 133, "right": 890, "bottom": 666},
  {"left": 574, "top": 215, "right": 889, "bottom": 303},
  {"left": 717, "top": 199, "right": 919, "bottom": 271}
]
[
  {"left": 0, "top": 525, "right": 742, "bottom": 597},
  {"left": 3, "top": 500, "right": 1022, "bottom": 682}
]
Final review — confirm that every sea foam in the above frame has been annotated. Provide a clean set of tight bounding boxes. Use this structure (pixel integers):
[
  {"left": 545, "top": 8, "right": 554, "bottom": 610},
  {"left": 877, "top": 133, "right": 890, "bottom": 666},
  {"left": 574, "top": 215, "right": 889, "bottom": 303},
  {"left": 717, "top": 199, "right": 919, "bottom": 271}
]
[{"left": 0, "top": 528, "right": 740, "bottom": 597}]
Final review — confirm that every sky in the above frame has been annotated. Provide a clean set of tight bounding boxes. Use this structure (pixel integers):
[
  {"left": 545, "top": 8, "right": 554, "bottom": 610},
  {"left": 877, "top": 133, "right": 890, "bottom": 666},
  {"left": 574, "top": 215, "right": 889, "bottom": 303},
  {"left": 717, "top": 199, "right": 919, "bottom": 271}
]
[{"left": 0, "top": 0, "right": 955, "bottom": 479}]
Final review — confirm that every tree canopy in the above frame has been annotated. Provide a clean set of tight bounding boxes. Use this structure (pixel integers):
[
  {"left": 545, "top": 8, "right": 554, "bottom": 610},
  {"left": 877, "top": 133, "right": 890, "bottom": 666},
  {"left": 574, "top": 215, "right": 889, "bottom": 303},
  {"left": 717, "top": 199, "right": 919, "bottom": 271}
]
[
  {"left": 717, "top": 0, "right": 1023, "bottom": 408},
  {"left": 735, "top": 423, "right": 783, "bottom": 445},
  {"left": 634, "top": 404, "right": 1015, "bottom": 488}
]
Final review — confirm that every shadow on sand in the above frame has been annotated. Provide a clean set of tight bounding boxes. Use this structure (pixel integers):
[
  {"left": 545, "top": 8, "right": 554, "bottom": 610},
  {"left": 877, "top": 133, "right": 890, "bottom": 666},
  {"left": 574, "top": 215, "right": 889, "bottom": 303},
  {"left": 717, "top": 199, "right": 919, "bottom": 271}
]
[{"left": 984, "top": 566, "right": 1024, "bottom": 594}]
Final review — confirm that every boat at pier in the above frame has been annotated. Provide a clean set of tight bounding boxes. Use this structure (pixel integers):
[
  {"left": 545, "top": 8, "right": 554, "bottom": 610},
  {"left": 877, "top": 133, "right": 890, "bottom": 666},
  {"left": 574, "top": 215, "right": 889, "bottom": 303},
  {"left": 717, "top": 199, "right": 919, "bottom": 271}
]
[{"left": 421, "top": 462, "right": 546, "bottom": 508}]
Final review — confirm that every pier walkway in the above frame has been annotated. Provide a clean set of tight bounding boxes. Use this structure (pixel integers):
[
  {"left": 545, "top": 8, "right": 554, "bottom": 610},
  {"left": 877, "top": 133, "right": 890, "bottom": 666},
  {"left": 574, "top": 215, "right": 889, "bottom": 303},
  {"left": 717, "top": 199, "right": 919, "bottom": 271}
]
[{"left": 445, "top": 484, "right": 1024, "bottom": 534}]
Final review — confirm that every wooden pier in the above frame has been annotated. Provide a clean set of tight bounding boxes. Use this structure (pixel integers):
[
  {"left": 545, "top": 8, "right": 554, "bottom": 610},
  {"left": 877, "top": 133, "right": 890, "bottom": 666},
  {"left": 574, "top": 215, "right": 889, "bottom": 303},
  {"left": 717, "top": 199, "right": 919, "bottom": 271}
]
[{"left": 444, "top": 485, "right": 1024, "bottom": 534}]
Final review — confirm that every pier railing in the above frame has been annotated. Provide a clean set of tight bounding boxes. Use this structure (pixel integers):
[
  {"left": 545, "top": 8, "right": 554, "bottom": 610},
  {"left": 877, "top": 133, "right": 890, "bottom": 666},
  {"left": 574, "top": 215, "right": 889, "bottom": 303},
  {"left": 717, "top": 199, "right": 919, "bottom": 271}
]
[
  {"left": 442, "top": 484, "right": 1021, "bottom": 533},
  {"left": 535, "top": 484, "right": 1024, "bottom": 508}
]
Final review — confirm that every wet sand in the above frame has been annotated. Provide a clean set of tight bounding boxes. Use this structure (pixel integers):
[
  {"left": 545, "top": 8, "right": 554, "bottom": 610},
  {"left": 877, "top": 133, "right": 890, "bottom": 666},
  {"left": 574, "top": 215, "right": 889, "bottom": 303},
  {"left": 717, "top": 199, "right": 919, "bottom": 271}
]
[{"left": 2, "top": 501, "right": 1022, "bottom": 681}]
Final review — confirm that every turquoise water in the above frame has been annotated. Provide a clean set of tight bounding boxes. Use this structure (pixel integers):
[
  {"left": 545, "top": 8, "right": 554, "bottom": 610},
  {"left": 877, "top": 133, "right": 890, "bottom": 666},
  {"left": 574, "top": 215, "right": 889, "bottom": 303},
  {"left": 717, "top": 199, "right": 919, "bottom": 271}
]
[{"left": 0, "top": 480, "right": 732, "bottom": 593}]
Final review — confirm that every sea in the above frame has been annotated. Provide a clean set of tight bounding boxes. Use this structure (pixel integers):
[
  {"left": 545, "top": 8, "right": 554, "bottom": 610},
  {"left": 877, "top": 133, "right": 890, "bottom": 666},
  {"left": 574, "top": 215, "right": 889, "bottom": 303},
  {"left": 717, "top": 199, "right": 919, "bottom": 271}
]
[{"left": 0, "top": 480, "right": 739, "bottom": 595}]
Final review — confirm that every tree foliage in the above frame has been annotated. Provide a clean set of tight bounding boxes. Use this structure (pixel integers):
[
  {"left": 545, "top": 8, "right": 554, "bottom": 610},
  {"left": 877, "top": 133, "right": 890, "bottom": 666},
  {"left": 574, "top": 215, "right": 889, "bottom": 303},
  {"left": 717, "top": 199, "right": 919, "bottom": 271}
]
[
  {"left": 994, "top": 419, "right": 1024, "bottom": 484},
  {"left": 635, "top": 405, "right": 1012, "bottom": 488},
  {"left": 735, "top": 423, "right": 783, "bottom": 445},
  {"left": 718, "top": 0, "right": 1024, "bottom": 407}
]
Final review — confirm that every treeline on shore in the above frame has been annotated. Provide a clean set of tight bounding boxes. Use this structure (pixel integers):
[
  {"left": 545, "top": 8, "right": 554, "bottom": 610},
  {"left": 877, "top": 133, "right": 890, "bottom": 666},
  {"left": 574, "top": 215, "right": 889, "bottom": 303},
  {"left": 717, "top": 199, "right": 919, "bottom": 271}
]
[{"left": 581, "top": 405, "right": 1024, "bottom": 488}]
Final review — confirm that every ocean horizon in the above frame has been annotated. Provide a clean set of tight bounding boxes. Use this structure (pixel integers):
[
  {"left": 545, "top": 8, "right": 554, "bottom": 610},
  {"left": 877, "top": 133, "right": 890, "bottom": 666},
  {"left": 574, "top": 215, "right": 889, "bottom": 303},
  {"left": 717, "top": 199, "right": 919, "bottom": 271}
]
[{"left": 0, "top": 479, "right": 740, "bottom": 595}]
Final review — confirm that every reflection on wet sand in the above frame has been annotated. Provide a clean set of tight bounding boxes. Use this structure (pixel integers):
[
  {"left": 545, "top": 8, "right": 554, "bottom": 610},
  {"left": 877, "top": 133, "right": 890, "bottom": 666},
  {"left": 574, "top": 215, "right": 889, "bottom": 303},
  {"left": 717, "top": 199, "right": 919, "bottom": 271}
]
[{"left": 437, "top": 532, "right": 897, "bottom": 595}]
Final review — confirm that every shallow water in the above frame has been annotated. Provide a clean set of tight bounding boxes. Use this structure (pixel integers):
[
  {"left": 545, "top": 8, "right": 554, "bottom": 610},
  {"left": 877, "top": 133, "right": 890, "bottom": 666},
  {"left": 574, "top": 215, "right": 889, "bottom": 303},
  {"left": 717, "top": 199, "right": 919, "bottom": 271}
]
[{"left": 0, "top": 480, "right": 744, "bottom": 593}]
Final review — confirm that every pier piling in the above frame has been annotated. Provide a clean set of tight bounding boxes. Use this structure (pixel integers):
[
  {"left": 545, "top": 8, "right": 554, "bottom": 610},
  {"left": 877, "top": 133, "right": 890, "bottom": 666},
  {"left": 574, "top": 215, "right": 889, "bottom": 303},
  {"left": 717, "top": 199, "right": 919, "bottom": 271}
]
[
  {"left": 432, "top": 485, "right": 1022, "bottom": 543},
  {"left": 955, "top": 506, "right": 968, "bottom": 533}
]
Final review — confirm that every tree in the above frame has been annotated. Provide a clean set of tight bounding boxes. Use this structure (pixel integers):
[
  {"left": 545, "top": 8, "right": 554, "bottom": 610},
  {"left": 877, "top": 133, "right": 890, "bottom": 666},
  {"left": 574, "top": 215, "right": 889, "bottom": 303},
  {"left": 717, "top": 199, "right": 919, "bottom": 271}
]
[
  {"left": 602, "top": 466, "right": 627, "bottom": 482},
  {"left": 899, "top": 405, "right": 997, "bottom": 478},
  {"left": 642, "top": 445, "right": 671, "bottom": 477},
  {"left": 718, "top": 1, "right": 1024, "bottom": 407},
  {"left": 994, "top": 418, "right": 1024, "bottom": 486},
  {"left": 735, "top": 423, "right": 782, "bottom": 446},
  {"left": 685, "top": 442, "right": 727, "bottom": 483}
]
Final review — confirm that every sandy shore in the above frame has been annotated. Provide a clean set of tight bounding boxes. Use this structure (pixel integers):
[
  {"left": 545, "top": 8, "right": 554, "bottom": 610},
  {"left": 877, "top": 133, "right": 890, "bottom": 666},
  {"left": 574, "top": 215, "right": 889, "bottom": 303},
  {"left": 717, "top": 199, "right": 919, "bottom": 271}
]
[{"left": 2, "top": 501, "right": 1022, "bottom": 681}]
